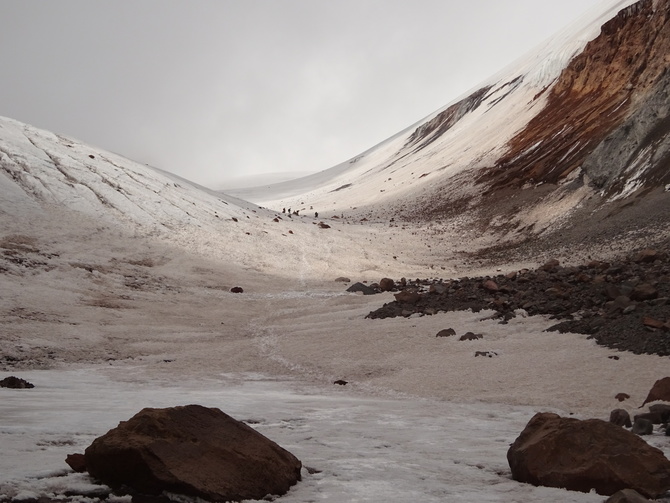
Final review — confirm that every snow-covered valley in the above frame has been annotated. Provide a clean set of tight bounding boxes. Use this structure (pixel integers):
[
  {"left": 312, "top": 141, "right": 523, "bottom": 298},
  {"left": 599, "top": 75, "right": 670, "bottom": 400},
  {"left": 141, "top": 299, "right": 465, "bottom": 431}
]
[{"left": 2, "top": 0, "right": 670, "bottom": 501}]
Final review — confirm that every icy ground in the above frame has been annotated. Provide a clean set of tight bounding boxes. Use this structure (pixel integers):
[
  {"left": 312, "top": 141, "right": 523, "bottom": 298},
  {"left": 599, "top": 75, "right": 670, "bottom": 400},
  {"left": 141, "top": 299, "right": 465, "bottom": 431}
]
[
  {"left": 1, "top": 274, "right": 669, "bottom": 503},
  {"left": 3, "top": 365, "right": 667, "bottom": 503},
  {"left": 1, "top": 1, "right": 669, "bottom": 498}
]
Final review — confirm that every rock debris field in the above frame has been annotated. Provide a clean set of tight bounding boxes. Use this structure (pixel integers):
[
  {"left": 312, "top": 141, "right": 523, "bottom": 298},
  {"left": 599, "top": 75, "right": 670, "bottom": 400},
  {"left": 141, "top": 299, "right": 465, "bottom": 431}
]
[{"left": 367, "top": 248, "right": 670, "bottom": 357}]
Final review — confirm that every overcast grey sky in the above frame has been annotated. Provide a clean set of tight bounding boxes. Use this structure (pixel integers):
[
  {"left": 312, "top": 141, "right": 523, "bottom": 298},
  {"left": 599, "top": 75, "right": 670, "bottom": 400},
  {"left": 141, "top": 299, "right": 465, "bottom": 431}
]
[{"left": 1, "top": 1, "right": 609, "bottom": 189}]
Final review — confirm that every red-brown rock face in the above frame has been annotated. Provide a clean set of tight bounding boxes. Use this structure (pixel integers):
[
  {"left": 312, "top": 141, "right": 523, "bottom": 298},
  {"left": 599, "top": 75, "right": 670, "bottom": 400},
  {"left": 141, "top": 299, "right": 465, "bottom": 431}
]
[{"left": 481, "top": 0, "right": 670, "bottom": 193}]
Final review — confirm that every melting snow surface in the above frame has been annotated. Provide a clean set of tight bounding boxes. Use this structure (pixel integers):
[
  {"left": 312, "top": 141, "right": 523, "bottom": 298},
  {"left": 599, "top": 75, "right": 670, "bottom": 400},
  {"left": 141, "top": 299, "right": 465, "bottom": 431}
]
[{"left": 0, "top": 367, "right": 652, "bottom": 503}]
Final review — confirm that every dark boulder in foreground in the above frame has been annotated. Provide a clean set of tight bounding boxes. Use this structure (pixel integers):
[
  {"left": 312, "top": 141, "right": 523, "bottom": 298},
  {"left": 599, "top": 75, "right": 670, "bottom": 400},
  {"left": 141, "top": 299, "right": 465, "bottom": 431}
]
[
  {"left": 507, "top": 412, "right": 670, "bottom": 498},
  {"left": 0, "top": 376, "right": 34, "bottom": 388},
  {"left": 84, "top": 405, "right": 302, "bottom": 502}
]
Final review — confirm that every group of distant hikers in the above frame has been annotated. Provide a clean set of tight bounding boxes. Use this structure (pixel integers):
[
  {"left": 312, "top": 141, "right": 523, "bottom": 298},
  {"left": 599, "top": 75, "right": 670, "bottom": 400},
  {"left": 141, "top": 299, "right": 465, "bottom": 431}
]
[{"left": 282, "top": 207, "right": 318, "bottom": 218}]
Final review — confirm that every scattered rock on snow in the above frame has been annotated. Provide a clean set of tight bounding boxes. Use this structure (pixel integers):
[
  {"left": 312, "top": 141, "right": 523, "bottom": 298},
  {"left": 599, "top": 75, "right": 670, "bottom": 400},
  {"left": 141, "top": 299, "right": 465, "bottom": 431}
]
[
  {"left": 366, "top": 247, "right": 670, "bottom": 357},
  {"left": 459, "top": 332, "right": 483, "bottom": 341},
  {"left": 0, "top": 376, "right": 35, "bottom": 388},
  {"left": 84, "top": 405, "right": 302, "bottom": 502},
  {"left": 346, "top": 282, "right": 376, "bottom": 295},
  {"left": 435, "top": 328, "right": 456, "bottom": 338},
  {"left": 614, "top": 392, "right": 630, "bottom": 401}
]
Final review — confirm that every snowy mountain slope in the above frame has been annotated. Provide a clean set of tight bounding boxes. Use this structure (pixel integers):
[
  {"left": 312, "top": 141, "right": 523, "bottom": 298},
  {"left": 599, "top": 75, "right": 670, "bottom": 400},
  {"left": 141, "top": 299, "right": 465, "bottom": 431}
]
[
  {"left": 0, "top": 117, "right": 448, "bottom": 280},
  {"left": 2, "top": 0, "right": 669, "bottom": 278},
  {"left": 235, "top": 0, "right": 670, "bottom": 255}
]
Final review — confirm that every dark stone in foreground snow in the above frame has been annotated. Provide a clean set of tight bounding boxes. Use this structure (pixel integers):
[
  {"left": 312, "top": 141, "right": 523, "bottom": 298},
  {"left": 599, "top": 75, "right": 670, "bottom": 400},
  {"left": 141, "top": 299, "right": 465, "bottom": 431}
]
[
  {"left": 0, "top": 376, "right": 34, "bottom": 388},
  {"left": 507, "top": 412, "right": 670, "bottom": 498},
  {"left": 84, "top": 405, "right": 302, "bottom": 502}
]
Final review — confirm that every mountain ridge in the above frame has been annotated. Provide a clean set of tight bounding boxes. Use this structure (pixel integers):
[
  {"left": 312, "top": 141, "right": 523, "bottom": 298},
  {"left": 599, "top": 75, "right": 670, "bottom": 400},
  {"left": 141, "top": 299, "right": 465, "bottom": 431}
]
[
  {"left": 238, "top": 0, "right": 670, "bottom": 261},
  {"left": 2, "top": 0, "right": 669, "bottom": 272}
]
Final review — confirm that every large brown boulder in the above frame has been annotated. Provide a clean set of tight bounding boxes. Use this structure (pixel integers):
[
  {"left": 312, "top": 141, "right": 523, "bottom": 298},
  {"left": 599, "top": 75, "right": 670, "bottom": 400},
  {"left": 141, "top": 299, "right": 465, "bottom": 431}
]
[
  {"left": 507, "top": 412, "right": 670, "bottom": 498},
  {"left": 642, "top": 377, "right": 670, "bottom": 405},
  {"left": 84, "top": 405, "right": 302, "bottom": 502}
]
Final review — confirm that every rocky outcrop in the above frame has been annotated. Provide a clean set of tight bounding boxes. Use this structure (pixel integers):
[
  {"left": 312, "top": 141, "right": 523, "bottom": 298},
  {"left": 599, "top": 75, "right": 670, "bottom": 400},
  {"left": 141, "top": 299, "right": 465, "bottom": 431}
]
[
  {"left": 507, "top": 412, "right": 670, "bottom": 498},
  {"left": 405, "top": 85, "right": 492, "bottom": 151},
  {"left": 84, "top": 405, "right": 302, "bottom": 502},
  {"left": 366, "top": 247, "right": 670, "bottom": 356},
  {"left": 583, "top": 68, "right": 670, "bottom": 196},
  {"left": 482, "top": 0, "right": 670, "bottom": 194}
]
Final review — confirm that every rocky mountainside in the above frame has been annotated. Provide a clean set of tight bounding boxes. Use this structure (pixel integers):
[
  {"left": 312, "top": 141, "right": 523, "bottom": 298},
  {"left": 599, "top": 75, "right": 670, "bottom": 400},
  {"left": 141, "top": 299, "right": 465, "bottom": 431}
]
[
  {"left": 2, "top": 1, "right": 669, "bottom": 273},
  {"left": 248, "top": 0, "right": 670, "bottom": 263}
]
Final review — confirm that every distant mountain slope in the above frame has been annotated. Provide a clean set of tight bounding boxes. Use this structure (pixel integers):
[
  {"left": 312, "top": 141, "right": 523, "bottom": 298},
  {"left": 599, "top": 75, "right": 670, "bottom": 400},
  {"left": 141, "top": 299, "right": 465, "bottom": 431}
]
[
  {"left": 0, "top": 117, "right": 437, "bottom": 279},
  {"left": 241, "top": 0, "right": 670, "bottom": 255},
  {"left": 0, "top": 116, "right": 260, "bottom": 227}
]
